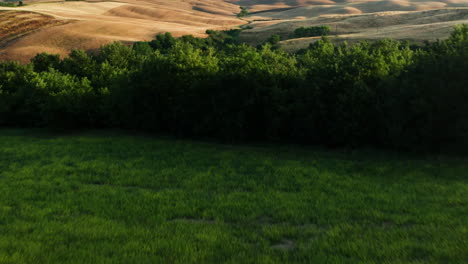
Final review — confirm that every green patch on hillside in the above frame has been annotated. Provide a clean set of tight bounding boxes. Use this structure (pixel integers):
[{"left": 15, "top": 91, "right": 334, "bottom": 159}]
[
  {"left": 0, "top": 129, "right": 467, "bottom": 263},
  {"left": 237, "top": 6, "right": 249, "bottom": 18},
  {"left": 0, "top": 2, "right": 15, "bottom": 7}
]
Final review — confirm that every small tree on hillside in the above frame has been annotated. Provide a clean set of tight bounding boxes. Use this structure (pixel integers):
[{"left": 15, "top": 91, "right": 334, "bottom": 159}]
[{"left": 237, "top": 7, "right": 249, "bottom": 18}]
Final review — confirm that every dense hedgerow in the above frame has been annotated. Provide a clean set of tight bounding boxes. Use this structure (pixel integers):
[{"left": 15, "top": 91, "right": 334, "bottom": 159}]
[
  {"left": 0, "top": 25, "right": 467, "bottom": 152},
  {"left": 292, "top": 25, "right": 331, "bottom": 38}
]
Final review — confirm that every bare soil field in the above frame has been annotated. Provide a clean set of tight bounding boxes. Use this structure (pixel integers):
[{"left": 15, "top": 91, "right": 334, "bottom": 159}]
[{"left": 1, "top": 0, "right": 467, "bottom": 61}]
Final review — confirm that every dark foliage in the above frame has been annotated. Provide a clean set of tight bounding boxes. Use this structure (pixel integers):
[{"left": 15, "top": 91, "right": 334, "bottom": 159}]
[
  {"left": 293, "top": 26, "right": 331, "bottom": 38},
  {"left": 1, "top": 26, "right": 467, "bottom": 153},
  {"left": 0, "top": 2, "right": 15, "bottom": 7},
  {"left": 237, "top": 6, "right": 249, "bottom": 18}
]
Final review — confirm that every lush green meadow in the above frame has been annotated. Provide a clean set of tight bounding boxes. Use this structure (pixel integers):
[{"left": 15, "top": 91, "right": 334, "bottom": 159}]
[{"left": 0, "top": 129, "right": 467, "bottom": 263}]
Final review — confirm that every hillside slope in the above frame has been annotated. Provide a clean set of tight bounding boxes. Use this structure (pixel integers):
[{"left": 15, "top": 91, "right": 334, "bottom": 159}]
[
  {"left": 0, "top": 0, "right": 244, "bottom": 62},
  {"left": 1, "top": 0, "right": 468, "bottom": 61},
  {"left": 240, "top": 7, "right": 468, "bottom": 48}
]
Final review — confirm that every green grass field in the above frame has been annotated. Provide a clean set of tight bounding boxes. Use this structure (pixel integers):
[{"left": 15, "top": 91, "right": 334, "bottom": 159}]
[{"left": 0, "top": 129, "right": 467, "bottom": 263}]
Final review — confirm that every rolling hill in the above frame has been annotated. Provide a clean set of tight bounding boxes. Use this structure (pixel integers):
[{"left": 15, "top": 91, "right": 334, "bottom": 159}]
[
  {"left": 234, "top": 0, "right": 468, "bottom": 47},
  {"left": 1, "top": 0, "right": 467, "bottom": 62},
  {"left": 0, "top": 0, "right": 244, "bottom": 62}
]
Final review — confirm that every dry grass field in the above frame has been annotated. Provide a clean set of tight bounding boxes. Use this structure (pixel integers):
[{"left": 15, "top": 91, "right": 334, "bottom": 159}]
[
  {"left": 240, "top": 7, "right": 468, "bottom": 48},
  {"left": 232, "top": 0, "right": 468, "bottom": 13},
  {"left": 235, "top": 0, "right": 468, "bottom": 46},
  {"left": 0, "top": 10, "right": 68, "bottom": 47},
  {"left": 0, "top": 0, "right": 244, "bottom": 62},
  {"left": 1, "top": 0, "right": 467, "bottom": 61}
]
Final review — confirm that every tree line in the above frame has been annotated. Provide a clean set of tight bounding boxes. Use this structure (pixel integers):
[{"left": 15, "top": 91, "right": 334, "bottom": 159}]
[
  {"left": 292, "top": 26, "right": 331, "bottom": 38},
  {"left": 0, "top": 25, "right": 467, "bottom": 153}
]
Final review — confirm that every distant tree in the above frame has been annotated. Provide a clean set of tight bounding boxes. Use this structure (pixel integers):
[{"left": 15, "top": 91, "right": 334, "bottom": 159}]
[
  {"left": 237, "top": 7, "right": 249, "bottom": 18},
  {"left": 206, "top": 29, "right": 242, "bottom": 47},
  {"left": 31, "top": 53, "right": 60, "bottom": 72},
  {"left": 60, "top": 49, "right": 96, "bottom": 78},
  {"left": 257, "top": 34, "right": 282, "bottom": 50},
  {"left": 132, "top": 42, "right": 153, "bottom": 56},
  {"left": 293, "top": 25, "right": 331, "bottom": 38},
  {"left": 98, "top": 42, "right": 133, "bottom": 69},
  {"left": 149, "top": 32, "right": 176, "bottom": 52},
  {"left": 267, "top": 34, "right": 281, "bottom": 45}
]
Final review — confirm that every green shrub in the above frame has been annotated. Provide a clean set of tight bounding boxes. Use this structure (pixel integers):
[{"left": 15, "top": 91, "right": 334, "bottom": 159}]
[
  {"left": 25, "top": 70, "right": 101, "bottom": 128},
  {"left": 31, "top": 53, "right": 60, "bottom": 72},
  {"left": 293, "top": 26, "right": 331, "bottom": 38},
  {"left": 0, "top": 62, "right": 35, "bottom": 125},
  {"left": 237, "top": 7, "right": 249, "bottom": 18}
]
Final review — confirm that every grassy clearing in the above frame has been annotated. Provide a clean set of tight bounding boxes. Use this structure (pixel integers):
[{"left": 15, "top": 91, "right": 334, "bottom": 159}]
[{"left": 0, "top": 129, "right": 467, "bottom": 263}]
